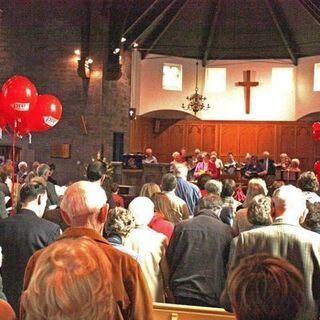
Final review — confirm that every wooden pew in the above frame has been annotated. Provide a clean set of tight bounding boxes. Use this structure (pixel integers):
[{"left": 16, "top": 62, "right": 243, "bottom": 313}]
[{"left": 153, "top": 303, "right": 236, "bottom": 320}]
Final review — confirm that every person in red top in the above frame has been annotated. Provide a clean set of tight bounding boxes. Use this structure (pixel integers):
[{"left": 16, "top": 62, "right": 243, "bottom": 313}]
[
  {"left": 110, "top": 183, "right": 124, "bottom": 207},
  {"left": 194, "top": 153, "right": 219, "bottom": 179},
  {"left": 149, "top": 193, "right": 174, "bottom": 241}
]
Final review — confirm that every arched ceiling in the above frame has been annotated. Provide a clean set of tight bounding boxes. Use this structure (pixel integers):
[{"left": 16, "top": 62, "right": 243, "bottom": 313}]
[{"left": 111, "top": 0, "right": 320, "bottom": 65}]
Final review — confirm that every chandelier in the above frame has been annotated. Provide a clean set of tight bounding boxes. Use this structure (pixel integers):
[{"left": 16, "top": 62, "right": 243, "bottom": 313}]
[{"left": 182, "top": 61, "right": 210, "bottom": 115}]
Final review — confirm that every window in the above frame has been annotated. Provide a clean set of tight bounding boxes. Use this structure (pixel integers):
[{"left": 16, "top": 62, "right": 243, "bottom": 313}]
[
  {"left": 205, "top": 68, "right": 226, "bottom": 93},
  {"left": 272, "top": 67, "right": 294, "bottom": 93},
  {"left": 314, "top": 63, "right": 320, "bottom": 91},
  {"left": 162, "top": 63, "right": 182, "bottom": 91}
]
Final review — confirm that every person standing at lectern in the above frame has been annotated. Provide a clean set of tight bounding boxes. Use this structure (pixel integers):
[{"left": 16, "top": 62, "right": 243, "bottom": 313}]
[{"left": 143, "top": 148, "right": 158, "bottom": 164}]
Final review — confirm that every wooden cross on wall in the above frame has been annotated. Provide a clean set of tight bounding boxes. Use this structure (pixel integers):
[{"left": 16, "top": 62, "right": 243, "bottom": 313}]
[{"left": 235, "top": 70, "right": 259, "bottom": 114}]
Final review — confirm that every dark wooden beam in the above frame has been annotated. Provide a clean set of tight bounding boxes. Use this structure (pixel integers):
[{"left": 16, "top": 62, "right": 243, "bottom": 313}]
[
  {"left": 122, "top": 0, "right": 161, "bottom": 37},
  {"left": 144, "top": 0, "right": 189, "bottom": 57},
  {"left": 297, "top": 0, "right": 320, "bottom": 26},
  {"left": 132, "top": 0, "right": 180, "bottom": 47},
  {"left": 264, "top": 0, "right": 297, "bottom": 65},
  {"left": 202, "top": 0, "right": 222, "bottom": 67}
]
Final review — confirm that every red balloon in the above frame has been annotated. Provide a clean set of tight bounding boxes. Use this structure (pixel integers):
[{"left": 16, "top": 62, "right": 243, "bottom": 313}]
[
  {"left": 312, "top": 122, "right": 320, "bottom": 141},
  {"left": 7, "top": 117, "right": 30, "bottom": 136},
  {"left": 314, "top": 160, "right": 320, "bottom": 174},
  {"left": 1, "top": 75, "right": 38, "bottom": 121},
  {"left": 30, "top": 94, "right": 62, "bottom": 132}
]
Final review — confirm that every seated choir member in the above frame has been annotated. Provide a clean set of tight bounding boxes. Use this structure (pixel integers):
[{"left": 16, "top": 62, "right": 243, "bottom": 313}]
[
  {"left": 0, "top": 180, "right": 61, "bottom": 314},
  {"left": 22, "top": 181, "right": 153, "bottom": 320},
  {"left": 125, "top": 197, "right": 169, "bottom": 303},
  {"left": 210, "top": 151, "right": 224, "bottom": 175},
  {"left": 289, "top": 158, "right": 301, "bottom": 172},
  {"left": 297, "top": 171, "right": 320, "bottom": 203},
  {"left": 21, "top": 237, "right": 115, "bottom": 320},
  {"left": 227, "top": 254, "right": 304, "bottom": 320},
  {"left": 243, "top": 155, "right": 264, "bottom": 179},
  {"left": 224, "top": 153, "right": 239, "bottom": 175},
  {"left": 194, "top": 152, "right": 219, "bottom": 179},
  {"left": 167, "top": 195, "right": 233, "bottom": 308}
]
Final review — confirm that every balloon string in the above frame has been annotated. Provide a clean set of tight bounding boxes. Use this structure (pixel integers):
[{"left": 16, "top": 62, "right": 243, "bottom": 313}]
[{"left": 10, "top": 126, "right": 17, "bottom": 217}]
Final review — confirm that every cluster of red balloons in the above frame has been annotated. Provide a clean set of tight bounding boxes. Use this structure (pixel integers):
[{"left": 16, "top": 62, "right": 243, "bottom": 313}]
[
  {"left": 312, "top": 122, "right": 320, "bottom": 141},
  {"left": 0, "top": 75, "right": 62, "bottom": 137}
]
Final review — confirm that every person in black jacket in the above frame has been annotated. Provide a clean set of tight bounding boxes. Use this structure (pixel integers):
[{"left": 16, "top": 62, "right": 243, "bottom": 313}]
[
  {"left": 0, "top": 181, "right": 61, "bottom": 314},
  {"left": 167, "top": 195, "right": 233, "bottom": 307}
]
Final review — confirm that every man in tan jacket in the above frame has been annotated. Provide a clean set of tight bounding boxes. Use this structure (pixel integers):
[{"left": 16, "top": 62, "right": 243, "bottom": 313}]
[{"left": 22, "top": 181, "right": 154, "bottom": 320}]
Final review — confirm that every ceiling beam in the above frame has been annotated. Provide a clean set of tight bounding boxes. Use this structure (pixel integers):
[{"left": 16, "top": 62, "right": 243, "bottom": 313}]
[
  {"left": 264, "top": 0, "right": 297, "bottom": 65},
  {"left": 144, "top": 0, "right": 189, "bottom": 57},
  {"left": 297, "top": 0, "right": 320, "bottom": 26},
  {"left": 132, "top": 0, "right": 180, "bottom": 47},
  {"left": 202, "top": 0, "right": 222, "bottom": 67},
  {"left": 122, "top": 0, "right": 160, "bottom": 37}
]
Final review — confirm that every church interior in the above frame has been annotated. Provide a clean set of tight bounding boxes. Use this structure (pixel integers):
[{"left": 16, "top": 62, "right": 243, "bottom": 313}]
[
  {"left": 0, "top": 0, "right": 320, "bottom": 319},
  {"left": 0, "top": 0, "right": 319, "bottom": 183}
]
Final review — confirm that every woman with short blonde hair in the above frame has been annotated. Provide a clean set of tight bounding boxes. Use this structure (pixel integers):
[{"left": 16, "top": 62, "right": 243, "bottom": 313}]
[{"left": 22, "top": 237, "right": 114, "bottom": 320}]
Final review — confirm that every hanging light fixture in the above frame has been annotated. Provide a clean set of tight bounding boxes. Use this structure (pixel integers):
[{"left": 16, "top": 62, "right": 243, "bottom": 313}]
[{"left": 182, "top": 61, "right": 210, "bottom": 115}]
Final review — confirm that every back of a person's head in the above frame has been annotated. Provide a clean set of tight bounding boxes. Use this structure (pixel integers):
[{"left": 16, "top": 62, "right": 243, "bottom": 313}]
[
  {"left": 228, "top": 253, "right": 304, "bottom": 320},
  {"left": 161, "top": 173, "right": 177, "bottom": 192},
  {"left": 173, "top": 163, "right": 188, "bottom": 179},
  {"left": 110, "top": 182, "right": 119, "bottom": 193},
  {"left": 243, "top": 178, "right": 268, "bottom": 207},
  {"left": 197, "top": 194, "right": 222, "bottom": 216},
  {"left": 204, "top": 179, "right": 222, "bottom": 195},
  {"left": 139, "top": 182, "right": 161, "bottom": 199},
  {"left": 86, "top": 161, "right": 106, "bottom": 182},
  {"left": 297, "top": 171, "right": 319, "bottom": 192},
  {"left": 247, "top": 195, "right": 272, "bottom": 226},
  {"left": 37, "top": 163, "right": 50, "bottom": 178},
  {"left": 151, "top": 192, "right": 174, "bottom": 222},
  {"left": 197, "top": 173, "right": 212, "bottom": 190},
  {"left": 305, "top": 201, "right": 320, "bottom": 229},
  {"left": 272, "top": 185, "right": 306, "bottom": 220},
  {"left": 60, "top": 181, "right": 107, "bottom": 225},
  {"left": 22, "top": 237, "right": 114, "bottom": 320},
  {"left": 221, "top": 179, "right": 236, "bottom": 198},
  {"left": 106, "top": 207, "right": 136, "bottom": 238},
  {"left": 128, "top": 196, "right": 154, "bottom": 226},
  {"left": 19, "top": 180, "right": 47, "bottom": 205}
]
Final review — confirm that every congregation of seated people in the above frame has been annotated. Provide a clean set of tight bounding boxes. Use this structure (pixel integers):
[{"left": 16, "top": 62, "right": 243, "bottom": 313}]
[{"left": 0, "top": 149, "right": 319, "bottom": 320}]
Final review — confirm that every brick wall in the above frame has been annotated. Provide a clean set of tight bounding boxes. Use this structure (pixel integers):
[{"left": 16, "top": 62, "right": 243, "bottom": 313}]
[{"left": 0, "top": 0, "right": 131, "bottom": 184}]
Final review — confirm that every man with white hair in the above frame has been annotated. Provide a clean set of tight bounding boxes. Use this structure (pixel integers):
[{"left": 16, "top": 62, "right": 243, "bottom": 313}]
[
  {"left": 17, "top": 161, "right": 28, "bottom": 183},
  {"left": 22, "top": 181, "right": 154, "bottom": 320},
  {"left": 221, "top": 185, "right": 320, "bottom": 320},
  {"left": 173, "top": 164, "right": 201, "bottom": 216}
]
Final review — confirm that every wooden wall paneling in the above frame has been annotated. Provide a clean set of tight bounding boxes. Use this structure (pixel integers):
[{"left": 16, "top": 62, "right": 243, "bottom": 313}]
[
  {"left": 279, "top": 125, "right": 296, "bottom": 157},
  {"left": 219, "top": 124, "right": 239, "bottom": 161},
  {"left": 186, "top": 124, "right": 202, "bottom": 153},
  {"left": 257, "top": 125, "right": 276, "bottom": 158},
  {"left": 239, "top": 125, "right": 257, "bottom": 158},
  {"left": 202, "top": 124, "right": 216, "bottom": 153},
  {"left": 296, "top": 126, "right": 314, "bottom": 170}
]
